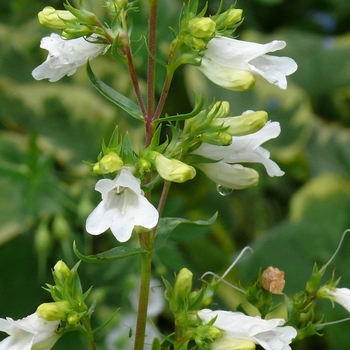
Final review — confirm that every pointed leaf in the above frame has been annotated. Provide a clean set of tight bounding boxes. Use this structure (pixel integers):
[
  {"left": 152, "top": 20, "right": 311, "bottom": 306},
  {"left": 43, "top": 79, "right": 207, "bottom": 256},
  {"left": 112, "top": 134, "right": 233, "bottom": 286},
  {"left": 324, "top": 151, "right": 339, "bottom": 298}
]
[
  {"left": 87, "top": 62, "right": 144, "bottom": 122},
  {"left": 155, "top": 213, "right": 217, "bottom": 248},
  {"left": 73, "top": 241, "right": 148, "bottom": 263}
]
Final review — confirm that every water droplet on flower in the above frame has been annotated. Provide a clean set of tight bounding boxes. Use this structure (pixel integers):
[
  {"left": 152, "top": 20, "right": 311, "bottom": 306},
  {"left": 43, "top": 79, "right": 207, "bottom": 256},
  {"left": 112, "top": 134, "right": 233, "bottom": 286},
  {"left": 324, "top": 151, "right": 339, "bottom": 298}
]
[
  {"left": 63, "top": 58, "right": 70, "bottom": 64},
  {"left": 216, "top": 184, "right": 233, "bottom": 196}
]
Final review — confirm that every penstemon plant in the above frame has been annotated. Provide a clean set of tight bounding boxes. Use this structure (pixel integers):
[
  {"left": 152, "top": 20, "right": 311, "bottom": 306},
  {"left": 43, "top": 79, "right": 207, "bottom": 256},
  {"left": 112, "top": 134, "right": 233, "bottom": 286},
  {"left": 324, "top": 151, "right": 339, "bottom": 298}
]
[{"left": 1, "top": 1, "right": 350, "bottom": 350}]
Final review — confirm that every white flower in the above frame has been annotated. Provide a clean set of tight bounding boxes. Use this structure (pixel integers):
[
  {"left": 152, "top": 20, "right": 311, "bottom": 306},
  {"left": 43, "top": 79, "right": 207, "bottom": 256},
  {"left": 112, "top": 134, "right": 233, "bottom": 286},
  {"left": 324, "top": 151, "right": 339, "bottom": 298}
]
[
  {"left": 0, "top": 312, "right": 60, "bottom": 350},
  {"left": 199, "top": 36, "right": 297, "bottom": 90},
  {"left": 32, "top": 33, "right": 109, "bottom": 82},
  {"left": 198, "top": 309, "right": 297, "bottom": 350},
  {"left": 86, "top": 167, "right": 159, "bottom": 242},
  {"left": 319, "top": 287, "right": 350, "bottom": 313},
  {"left": 193, "top": 121, "right": 284, "bottom": 189}
]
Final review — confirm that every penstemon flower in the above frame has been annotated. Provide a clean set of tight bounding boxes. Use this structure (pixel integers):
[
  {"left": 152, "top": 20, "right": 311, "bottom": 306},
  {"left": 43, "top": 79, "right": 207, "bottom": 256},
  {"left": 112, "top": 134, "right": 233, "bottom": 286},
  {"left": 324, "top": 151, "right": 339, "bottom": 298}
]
[
  {"left": 32, "top": 33, "right": 109, "bottom": 82},
  {"left": 198, "top": 36, "right": 297, "bottom": 91},
  {"left": 317, "top": 287, "right": 350, "bottom": 313},
  {"left": 198, "top": 309, "right": 297, "bottom": 350},
  {"left": 86, "top": 167, "right": 159, "bottom": 242},
  {"left": 0, "top": 312, "right": 61, "bottom": 350},
  {"left": 193, "top": 121, "right": 284, "bottom": 189}
]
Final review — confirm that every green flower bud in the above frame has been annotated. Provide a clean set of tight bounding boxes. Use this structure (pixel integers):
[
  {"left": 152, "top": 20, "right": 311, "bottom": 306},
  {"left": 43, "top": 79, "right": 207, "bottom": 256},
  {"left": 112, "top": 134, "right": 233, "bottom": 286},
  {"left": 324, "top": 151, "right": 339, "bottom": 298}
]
[
  {"left": 62, "top": 25, "right": 93, "bottom": 39},
  {"left": 212, "top": 111, "right": 268, "bottom": 136},
  {"left": 37, "top": 301, "right": 71, "bottom": 321},
  {"left": 67, "top": 311, "right": 81, "bottom": 325},
  {"left": 38, "top": 6, "right": 78, "bottom": 29},
  {"left": 54, "top": 260, "right": 72, "bottom": 281},
  {"left": 174, "top": 268, "right": 193, "bottom": 302},
  {"left": 216, "top": 8, "right": 243, "bottom": 27},
  {"left": 138, "top": 158, "right": 151, "bottom": 172},
  {"left": 209, "top": 101, "right": 231, "bottom": 119},
  {"left": 199, "top": 131, "right": 232, "bottom": 146},
  {"left": 184, "top": 35, "right": 207, "bottom": 51},
  {"left": 188, "top": 17, "right": 216, "bottom": 38},
  {"left": 154, "top": 153, "right": 196, "bottom": 183},
  {"left": 98, "top": 152, "right": 123, "bottom": 174}
]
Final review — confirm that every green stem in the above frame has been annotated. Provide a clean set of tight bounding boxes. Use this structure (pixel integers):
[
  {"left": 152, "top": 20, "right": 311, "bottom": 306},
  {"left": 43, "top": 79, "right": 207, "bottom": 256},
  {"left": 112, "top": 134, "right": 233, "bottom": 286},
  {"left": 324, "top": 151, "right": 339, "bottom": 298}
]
[
  {"left": 81, "top": 316, "right": 98, "bottom": 350},
  {"left": 134, "top": 232, "right": 152, "bottom": 350},
  {"left": 145, "top": 0, "right": 158, "bottom": 147}
]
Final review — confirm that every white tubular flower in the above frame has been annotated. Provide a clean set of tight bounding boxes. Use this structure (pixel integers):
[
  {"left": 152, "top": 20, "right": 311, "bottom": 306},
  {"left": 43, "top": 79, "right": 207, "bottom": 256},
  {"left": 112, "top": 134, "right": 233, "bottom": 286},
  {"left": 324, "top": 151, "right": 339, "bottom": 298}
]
[
  {"left": 199, "top": 36, "right": 297, "bottom": 90},
  {"left": 32, "top": 33, "right": 109, "bottom": 82},
  {"left": 86, "top": 167, "right": 159, "bottom": 242},
  {"left": 318, "top": 287, "right": 350, "bottom": 313},
  {"left": 198, "top": 309, "right": 297, "bottom": 350},
  {"left": 194, "top": 121, "right": 284, "bottom": 189},
  {"left": 0, "top": 312, "right": 60, "bottom": 350}
]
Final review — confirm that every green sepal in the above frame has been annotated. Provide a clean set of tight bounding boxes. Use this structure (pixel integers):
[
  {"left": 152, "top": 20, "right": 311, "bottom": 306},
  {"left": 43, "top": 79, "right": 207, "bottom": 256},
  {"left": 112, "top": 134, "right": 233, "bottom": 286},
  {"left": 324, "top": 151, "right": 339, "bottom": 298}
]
[
  {"left": 122, "top": 132, "right": 137, "bottom": 166},
  {"left": 73, "top": 241, "right": 148, "bottom": 263},
  {"left": 107, "top": 125, "right": 120, "bottom": 149},
  {"left": 87, "top": 62, "right": 144, "bottom": 121},
  {"left": 155, "top": 213, "right": 218, "bottom": 248},
  {"left": 148, "top": 124, "right": 168, "bottom": 154}
]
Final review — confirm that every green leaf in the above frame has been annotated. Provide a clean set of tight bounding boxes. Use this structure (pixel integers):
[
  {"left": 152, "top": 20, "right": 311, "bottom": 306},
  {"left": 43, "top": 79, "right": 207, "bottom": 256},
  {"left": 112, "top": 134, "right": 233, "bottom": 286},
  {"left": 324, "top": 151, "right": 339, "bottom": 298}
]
[
  {"left": 86, "top": 62, "right": 144, "bottom": 122},
  {"left": 73, "top": 241, "right": 148, "bottom": 263},
  {"left": 155, "top": 212, "right": 217, "bottom": 248}
]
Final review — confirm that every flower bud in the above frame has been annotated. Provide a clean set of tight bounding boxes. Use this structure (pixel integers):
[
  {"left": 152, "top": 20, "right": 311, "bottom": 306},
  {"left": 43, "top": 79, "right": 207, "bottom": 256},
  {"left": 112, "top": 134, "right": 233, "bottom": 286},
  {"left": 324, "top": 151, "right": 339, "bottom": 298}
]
[
  {"left": 67, "top": 311, "right": 81, "bottom": 325},
  {"left": 261, "top": 266, "right": 285, "bottom": 295},
  {"left": 54, "top": 260, "right": 72, "bottom": 281},
  {"left": 98, "top": 152, "right": 123, "bottom": 174},
  {"left": 138, "top": 158, "right": 151, "bottom": 172},
  {"left": 209, "top": 101, "right": 231, "bottom": 119},
  {"left": 199, "top": 132, "right": 232, "bottom": 146},
  {"left": 37, "top": 301, "right": 71, "bottom": 321},
  {"left": 154, "top": 153, "right": 196, "bottom": 183},
  {"left": 188, "top": 17, "right": 216, "bottom": 38},
  {"left": 174, "top": 268, "right": 193, "bottom": 302},
  {"left": 38, "top": 6, "right": 78, "bottom": 29},
  {"left": 215, "top": 8, "right": 243, "bottom": 27},
  {"left": 213, "top": 111, "right": 268, "bottom": 136},
  {"left": 62, "top": 25, "right": 93, "bottom": 39}
]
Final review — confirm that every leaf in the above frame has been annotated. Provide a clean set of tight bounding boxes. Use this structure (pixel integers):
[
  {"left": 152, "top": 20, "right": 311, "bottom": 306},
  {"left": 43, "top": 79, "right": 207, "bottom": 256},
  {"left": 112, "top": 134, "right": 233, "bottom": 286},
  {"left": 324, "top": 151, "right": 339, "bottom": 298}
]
[
  {"left": 155, "top": 212, "right": 217, "bottom": 248},
  {"left": 73, "top": 241, "right": 148, "bottom": 263},
  {"left": 86, "top": 62, "right": 144, "bottom": 122}
]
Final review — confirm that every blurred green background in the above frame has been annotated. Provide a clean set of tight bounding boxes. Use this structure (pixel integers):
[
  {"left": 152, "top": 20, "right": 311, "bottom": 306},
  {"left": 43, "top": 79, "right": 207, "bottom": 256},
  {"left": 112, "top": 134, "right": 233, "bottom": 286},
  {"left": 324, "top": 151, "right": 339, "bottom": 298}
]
[{"left": 1, "top": 0, "right": 350, "bottom": 348}]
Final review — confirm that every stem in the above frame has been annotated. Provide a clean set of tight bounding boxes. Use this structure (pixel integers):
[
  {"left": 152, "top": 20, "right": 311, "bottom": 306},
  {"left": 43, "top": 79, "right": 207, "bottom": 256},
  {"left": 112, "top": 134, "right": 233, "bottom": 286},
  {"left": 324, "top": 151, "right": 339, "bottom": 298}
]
[
  {"left": 152, "top": 40, "right": 179, "bottom": 122},
  {"left": 81, "top": 317, "right": 98, "bottom": 350},
  {"left": 145, "top": 0, "right": 158, "bottom": 148},
  {"left": 134, "top": 2, "right": 159, "bottom": 348},
  {"left": 134, "top": 232, "right": 152, "bottom": 350},
  {"left": 124, "top": 43, "right": 148, "bottom": 118}
]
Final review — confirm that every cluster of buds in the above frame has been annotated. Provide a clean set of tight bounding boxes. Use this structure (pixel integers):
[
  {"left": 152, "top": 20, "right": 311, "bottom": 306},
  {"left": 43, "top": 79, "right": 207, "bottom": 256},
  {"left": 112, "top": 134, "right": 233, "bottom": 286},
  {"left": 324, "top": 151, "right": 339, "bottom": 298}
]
[
  {"left": 178, "top": 1, "right": 242, "bottom": 52},
  {"left": 37, "top": 261, "right": 93, "bottom": 329}
]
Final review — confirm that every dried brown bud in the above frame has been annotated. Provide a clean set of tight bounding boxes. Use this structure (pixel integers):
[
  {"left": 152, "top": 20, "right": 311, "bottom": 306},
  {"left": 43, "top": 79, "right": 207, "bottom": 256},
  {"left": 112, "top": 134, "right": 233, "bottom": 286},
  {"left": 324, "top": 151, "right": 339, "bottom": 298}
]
[{"left": 261, "top": 266, "right": 285, "bottom": 294}]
